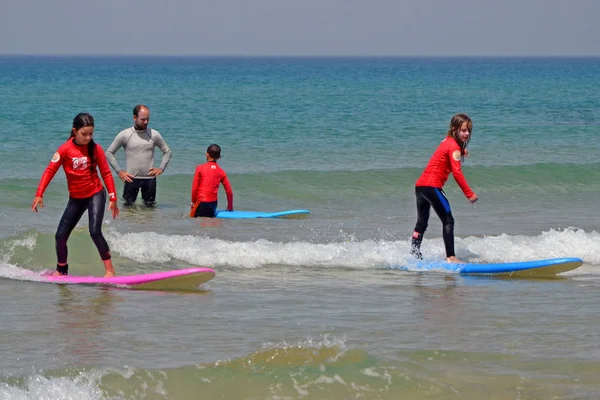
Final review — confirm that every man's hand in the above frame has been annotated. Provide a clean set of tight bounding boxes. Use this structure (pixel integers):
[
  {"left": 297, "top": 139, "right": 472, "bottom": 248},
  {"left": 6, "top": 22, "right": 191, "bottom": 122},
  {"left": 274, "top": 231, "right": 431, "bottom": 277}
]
[
  {"left": 148, "top": 168, "right": 163, "bottom": 177},
  {"left": 118, "top": 170, "right": 135, "bottom": 183}
]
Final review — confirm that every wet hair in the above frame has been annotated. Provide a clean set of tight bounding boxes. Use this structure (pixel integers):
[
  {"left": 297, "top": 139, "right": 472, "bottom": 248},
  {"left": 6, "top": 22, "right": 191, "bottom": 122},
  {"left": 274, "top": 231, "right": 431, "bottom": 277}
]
[
  {"left": 70, "top": 113, "right": 96, "bottom": 171},
  {"left": 206, "top": 144, "right": 222, "bottom": 160},
  {"left": 133, "top": 104, "right": 149, "bottom": 117},
  {"left": 446, "top": 113, "right": 472, "bottom": 161}
]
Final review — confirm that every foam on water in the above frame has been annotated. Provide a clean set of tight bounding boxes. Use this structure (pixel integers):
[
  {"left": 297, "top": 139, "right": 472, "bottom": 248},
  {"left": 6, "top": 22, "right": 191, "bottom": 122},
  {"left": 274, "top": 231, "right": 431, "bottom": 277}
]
[
  {"left": 0, "top": 336, "right": 351, "bottom": 400},
  {"left": 0, "top": 264, "right": 38, "bottom": 281},
  {"left": 103, "top": 227, "right": 600, "bottom": 271},
  {"left": 0, "top": 373, "right": 108, "bottom": 400},
  {"left": 1, "top": 227, "right": 599, "bottom": 278}
]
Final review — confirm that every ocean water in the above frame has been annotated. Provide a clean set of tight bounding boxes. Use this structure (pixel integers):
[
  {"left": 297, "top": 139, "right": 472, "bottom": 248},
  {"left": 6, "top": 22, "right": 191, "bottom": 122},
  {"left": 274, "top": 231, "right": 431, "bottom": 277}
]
[{"left": 1, "top": 56, "right": 600, "bottom": 399}]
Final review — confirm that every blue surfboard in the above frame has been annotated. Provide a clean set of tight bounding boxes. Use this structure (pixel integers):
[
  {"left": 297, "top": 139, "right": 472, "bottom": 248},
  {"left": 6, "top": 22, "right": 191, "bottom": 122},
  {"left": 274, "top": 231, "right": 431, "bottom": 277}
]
[
  {"left": 214, "top": 209, "right": 310, "bottom": 219},
  {"left": 398, "top": 257, "right": 583, "bottom": 277}
]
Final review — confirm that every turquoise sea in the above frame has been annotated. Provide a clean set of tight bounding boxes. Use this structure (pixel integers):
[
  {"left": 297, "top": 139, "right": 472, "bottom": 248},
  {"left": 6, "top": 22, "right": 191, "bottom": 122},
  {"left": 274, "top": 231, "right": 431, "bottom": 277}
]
[{"left": 1, "top": 56, "right": 600, "bottom": 399}]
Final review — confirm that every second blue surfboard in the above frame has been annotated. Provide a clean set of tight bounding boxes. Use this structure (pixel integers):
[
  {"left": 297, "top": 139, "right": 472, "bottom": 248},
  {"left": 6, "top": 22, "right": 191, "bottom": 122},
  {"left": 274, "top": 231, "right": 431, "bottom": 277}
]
[
  {"left": 397, "top": 257, "right": 583, "bottom": 277},
  {"left": 214, "top": 209, "right": 310, "bottom": 219}
]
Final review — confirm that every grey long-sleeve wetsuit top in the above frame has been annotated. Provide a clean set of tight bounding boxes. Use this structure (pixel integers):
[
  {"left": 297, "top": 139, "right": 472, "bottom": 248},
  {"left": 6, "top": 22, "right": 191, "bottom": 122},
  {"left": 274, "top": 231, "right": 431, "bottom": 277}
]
[{"left": 106, "top": 127, "right": 172, "bottom": 179}]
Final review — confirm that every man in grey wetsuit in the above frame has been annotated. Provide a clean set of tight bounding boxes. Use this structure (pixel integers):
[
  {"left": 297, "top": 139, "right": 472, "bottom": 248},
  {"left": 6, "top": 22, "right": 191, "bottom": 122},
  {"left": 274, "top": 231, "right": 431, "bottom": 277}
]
[{"left": 106, "top": 105, "right": 172, "bottom": 206}]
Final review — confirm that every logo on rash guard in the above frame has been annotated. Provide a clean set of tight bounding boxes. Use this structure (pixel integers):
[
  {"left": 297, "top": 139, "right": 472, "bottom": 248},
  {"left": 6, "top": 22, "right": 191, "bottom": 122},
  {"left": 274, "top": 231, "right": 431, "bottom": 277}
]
[
  {"left": 71, "top": 157, "right": 88, "bottom": 170},
  {"left": 109, "top": 193, "right": 116, "bottom": 201},
  {"left": 452, "top": 150, "right": 461, "bottom": 161},
  {"left": 51, "top": 152, "right": 60, "bottom": 163}
]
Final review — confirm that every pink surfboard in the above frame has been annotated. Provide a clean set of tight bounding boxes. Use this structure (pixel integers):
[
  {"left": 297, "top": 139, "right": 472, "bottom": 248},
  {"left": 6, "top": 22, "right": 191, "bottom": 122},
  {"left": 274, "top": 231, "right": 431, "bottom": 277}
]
[{"left": 39, "top": 267, "right": 215, "bottom": 290}]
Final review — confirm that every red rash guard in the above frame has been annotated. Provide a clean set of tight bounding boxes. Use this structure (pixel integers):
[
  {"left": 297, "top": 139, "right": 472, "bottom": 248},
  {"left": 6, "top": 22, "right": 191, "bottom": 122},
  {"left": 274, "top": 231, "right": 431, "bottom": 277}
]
[
  {"left": 36, "top": 139, "right": 117, "bottom": 201},
  {"left": 415, "top": 137, "right": 474, "bottom": 199},
  {"left": 191, "top": 161, "right": 233, "bottom": 209}
]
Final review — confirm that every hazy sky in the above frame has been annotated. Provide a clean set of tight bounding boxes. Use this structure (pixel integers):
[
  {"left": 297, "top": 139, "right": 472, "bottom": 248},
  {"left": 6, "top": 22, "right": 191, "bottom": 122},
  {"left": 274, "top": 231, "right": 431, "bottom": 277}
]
[{"left": 1, "top": 0, "right": 598, "bottom": 56}]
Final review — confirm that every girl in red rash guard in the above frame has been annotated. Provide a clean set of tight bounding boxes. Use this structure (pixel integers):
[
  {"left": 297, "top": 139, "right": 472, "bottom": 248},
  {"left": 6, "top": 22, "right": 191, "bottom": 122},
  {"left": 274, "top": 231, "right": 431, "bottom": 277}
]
[
  {"left": 410, "top": 113, "right": 478, "bottom": 263},
  {"left": 31, "top": 113, "right": 120, "bottom": 277}
]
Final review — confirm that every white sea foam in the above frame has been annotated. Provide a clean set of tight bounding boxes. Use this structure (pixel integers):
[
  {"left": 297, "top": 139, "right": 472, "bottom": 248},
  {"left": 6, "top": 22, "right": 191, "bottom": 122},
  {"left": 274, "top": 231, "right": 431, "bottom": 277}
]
[
  {"left": 1, "top": 227, "right": 598, "bottom": 279},
  {"left": 103, "top": 227, "right": 600, "bottom": 271}
]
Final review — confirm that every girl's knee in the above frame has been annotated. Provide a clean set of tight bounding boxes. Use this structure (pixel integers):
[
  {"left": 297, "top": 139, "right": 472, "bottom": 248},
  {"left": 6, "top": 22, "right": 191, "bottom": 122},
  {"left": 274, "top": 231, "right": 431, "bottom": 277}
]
[
  {"left": 55, "top": 232, "right": 68, "bottom": 244},
  {"left": 442, "top": 215, "right": 454, "bottom": 226},
  {"left": 89, "top": 230, "right": 103, "bottom": 241}
]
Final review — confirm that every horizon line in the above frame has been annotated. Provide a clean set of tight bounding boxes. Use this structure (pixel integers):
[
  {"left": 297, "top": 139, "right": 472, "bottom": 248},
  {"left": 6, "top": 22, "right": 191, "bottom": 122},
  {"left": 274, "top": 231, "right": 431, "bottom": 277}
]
[{"left": 1, "top": 53, "right": 599, "bottom": 59}]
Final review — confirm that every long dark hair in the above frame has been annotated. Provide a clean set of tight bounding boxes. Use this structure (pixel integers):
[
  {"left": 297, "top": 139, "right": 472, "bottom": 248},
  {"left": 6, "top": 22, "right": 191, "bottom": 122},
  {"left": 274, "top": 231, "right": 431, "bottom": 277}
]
[
  {"left": 70, "top": 112, "right": 96, "bottom": 171},
  {"left": 446, "top": 113, "right": 472, "bottom": 162}
]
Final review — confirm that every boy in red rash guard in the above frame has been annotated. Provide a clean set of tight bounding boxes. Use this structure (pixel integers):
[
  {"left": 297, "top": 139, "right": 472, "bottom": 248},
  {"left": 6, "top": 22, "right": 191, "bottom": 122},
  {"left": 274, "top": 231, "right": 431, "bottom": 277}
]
[
  {"left": 410, "top": 113, "right": 478, "bottom": 263},
  {"left": 190, "top": 144, "right": 234, "bottom": 218},
  {"left": 31, "top": 113, "right": 120, "bottom": 277}
]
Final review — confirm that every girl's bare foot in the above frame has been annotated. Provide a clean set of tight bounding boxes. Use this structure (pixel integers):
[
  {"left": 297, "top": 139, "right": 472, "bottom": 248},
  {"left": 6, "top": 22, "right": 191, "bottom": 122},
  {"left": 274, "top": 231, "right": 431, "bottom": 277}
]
[
  {"left": 446, "top": 256, "right": 463, "bottom": 263},
  {"left": 103, "top": 259, "right": 116, "bottom": 278}
]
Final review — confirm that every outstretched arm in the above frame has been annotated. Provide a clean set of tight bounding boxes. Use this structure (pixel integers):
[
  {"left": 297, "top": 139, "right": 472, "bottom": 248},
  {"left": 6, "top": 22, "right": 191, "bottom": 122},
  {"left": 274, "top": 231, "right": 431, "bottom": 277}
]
[
  {"left": 449, "top": 148, "right": 476, "bottom": 201},
  {"left": 32, "top": 149, "right": 63, "bottom": 212}
]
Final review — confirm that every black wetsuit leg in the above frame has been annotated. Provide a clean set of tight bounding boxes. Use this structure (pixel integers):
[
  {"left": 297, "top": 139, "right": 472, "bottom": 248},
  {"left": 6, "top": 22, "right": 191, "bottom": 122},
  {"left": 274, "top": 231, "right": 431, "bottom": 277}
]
[
  {"left": 122, "top": 179, "right": 141, "bottom": 206},
  {"left": 140, "top": 178, "right": 157, "bottom": 206},
  {"left": 55, "top": 197, "right": 88, "bottom": 265},
  {"left": 87, "top": 189, "right": 111, "bottom": 260},
  {"left": 55, "top": 190, "right": 111, "bottom": 268},
  {"left": 411, "top": 186, "right": 456, "bottom": 258}
]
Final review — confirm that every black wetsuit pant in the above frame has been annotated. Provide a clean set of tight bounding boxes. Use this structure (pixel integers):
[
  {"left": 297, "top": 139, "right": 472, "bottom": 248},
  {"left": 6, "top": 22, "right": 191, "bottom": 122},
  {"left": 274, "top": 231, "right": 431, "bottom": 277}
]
[
  {"left": 411, "top": 186, "right": 455, "bottom": 258},
  {"left": 123, "top": 178, "right": 156, "bottom": 206},
  {"left": 193, "top": 201, "right": 218, "bottom": 218},
  {"left": 56, "top": 189, "right": 111, "bottom": 268}
]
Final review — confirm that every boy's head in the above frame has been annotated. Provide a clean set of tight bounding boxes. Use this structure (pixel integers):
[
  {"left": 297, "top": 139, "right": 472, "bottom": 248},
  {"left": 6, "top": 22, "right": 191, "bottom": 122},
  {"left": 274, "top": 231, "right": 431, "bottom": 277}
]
[{"left": 206, "top": 144, "right": 222, "bottom": 160}]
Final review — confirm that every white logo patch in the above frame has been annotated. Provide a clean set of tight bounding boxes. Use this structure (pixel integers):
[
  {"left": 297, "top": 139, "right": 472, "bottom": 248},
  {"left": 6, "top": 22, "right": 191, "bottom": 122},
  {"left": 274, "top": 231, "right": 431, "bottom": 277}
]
[
  {"left": 452, "top": 150, "right": 462, "bottom": 161},
  {"left": 51, "top": 152, "right": 60, "bottom": 163},
  {"left": 211, "top": 165, "right": 216, "bottom": 169},
  {"left": 72, "top": 156, "right": 88, "bottom": 171}
]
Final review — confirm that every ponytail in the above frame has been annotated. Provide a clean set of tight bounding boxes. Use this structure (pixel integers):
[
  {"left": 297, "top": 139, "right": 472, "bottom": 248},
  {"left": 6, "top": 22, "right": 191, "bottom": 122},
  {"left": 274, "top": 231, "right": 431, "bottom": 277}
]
[{"left": 87, "top": 140, "right": 96, "bottom": 171}]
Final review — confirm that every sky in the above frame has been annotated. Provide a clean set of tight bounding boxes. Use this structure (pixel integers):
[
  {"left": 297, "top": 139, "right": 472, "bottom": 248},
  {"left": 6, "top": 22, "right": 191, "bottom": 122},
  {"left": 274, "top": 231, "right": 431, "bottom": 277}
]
[{"left": 0, "top": 0, "right": 598, "bottom": 56}]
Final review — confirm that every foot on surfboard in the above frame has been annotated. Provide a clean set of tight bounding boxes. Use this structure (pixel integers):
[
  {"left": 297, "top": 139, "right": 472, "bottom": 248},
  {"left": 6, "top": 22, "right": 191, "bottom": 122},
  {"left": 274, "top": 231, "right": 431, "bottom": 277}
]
[{"left": 409, "top": 247, "right": 423, "bottom": 260}]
